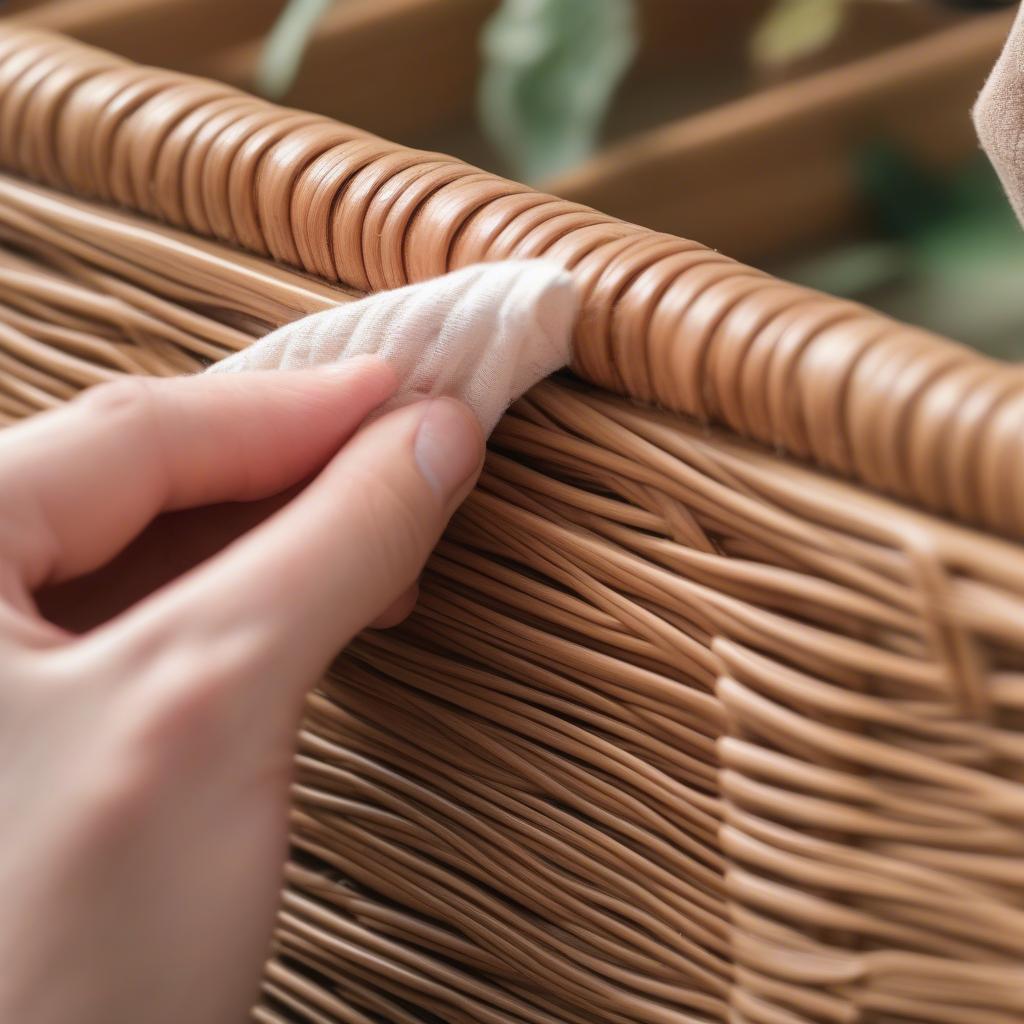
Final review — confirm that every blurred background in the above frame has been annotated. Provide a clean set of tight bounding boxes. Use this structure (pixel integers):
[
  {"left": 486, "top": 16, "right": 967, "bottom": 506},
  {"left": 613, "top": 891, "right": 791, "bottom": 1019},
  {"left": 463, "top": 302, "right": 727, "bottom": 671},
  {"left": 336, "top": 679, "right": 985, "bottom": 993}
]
[{"left": 7, "top": 0, "right": 1023, "bottom": 357}]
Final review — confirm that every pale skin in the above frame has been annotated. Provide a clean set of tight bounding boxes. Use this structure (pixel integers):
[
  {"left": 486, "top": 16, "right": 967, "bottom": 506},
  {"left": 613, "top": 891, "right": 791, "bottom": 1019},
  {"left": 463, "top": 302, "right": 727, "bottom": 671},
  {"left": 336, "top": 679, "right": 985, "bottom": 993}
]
[{"left": 0, "top": 359, "right": 484, "bottom": 1024}]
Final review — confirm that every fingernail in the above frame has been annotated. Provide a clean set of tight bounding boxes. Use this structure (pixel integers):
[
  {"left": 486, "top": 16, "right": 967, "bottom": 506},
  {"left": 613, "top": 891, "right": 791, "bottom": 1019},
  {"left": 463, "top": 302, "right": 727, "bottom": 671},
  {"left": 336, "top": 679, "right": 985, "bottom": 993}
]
[{"left": 414, "top": 399, "right": 483, "bottom": 501}]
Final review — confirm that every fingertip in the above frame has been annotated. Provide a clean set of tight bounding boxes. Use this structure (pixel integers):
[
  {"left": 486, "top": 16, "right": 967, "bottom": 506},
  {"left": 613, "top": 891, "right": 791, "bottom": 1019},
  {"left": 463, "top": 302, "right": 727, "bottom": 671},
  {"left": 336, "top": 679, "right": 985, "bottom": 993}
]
[
  {"left": 411, "top": 398, "right": 485, "bottom": 505},
  {"left": 311, "top": 354, "right": 399, "bottom": 393}
]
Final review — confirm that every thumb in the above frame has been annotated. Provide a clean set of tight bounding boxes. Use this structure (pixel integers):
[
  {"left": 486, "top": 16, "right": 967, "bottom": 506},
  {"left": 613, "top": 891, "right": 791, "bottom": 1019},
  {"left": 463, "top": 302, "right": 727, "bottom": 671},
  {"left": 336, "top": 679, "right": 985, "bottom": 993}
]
[{"left": 96, "top": 397, "right": 484, "bottom": 708}]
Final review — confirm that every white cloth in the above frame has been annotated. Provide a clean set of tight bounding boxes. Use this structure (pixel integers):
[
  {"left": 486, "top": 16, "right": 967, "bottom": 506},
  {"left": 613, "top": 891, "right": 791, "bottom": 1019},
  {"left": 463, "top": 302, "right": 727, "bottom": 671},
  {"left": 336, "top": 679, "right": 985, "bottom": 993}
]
[
  {"left": 208, "top": 261, "right": 578, "bottom": 433},
  {"left": 974, "top": 3, "right": 1024, "bottom": 228}
]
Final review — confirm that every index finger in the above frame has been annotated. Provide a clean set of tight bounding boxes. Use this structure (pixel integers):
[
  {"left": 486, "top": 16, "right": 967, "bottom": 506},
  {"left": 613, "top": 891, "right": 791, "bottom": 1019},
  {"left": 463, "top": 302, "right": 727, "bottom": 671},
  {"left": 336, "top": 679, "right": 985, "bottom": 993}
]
[{"left": 0, "top": 359, "right": 396, "bottom": 593}]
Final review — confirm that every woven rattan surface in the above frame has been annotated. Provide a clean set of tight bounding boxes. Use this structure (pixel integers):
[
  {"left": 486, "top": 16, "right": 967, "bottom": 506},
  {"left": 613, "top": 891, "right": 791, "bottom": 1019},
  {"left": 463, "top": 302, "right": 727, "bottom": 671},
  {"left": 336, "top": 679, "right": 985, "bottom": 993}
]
[{"left": 1, "top": 25, "right": 1024, "bottom": 1024}]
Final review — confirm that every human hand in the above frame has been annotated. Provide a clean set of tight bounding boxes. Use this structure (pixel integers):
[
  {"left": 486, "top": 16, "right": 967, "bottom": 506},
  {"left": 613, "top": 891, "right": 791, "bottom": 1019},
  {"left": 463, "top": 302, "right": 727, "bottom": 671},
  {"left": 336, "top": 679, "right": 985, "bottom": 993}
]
[{"left": 0, "top": 361, "right": 483, "bottom": 1024}]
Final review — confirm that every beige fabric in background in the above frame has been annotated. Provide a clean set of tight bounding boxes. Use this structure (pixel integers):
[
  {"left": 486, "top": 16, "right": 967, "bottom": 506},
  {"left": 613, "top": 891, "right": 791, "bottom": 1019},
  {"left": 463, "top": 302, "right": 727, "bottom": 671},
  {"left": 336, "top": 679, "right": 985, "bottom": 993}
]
[
  {"left": 209, "top": 261, "right": 578, "bottom": 434},
  {"left": 974, "top": 2, "right": 1024, "bottom": 224}
]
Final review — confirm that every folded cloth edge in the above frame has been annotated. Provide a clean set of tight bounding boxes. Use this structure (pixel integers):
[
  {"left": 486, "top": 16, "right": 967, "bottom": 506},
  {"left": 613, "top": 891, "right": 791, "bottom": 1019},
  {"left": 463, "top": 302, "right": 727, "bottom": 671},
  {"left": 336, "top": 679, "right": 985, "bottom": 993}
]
[{"left": 207, "top": 261, "right": 579, "bottom": 435}]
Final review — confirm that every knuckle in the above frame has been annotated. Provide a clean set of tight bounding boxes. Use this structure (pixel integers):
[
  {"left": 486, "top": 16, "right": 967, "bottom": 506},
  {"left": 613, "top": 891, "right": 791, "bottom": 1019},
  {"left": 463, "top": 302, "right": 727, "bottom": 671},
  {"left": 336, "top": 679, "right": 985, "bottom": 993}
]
[
  {"left": 188, "top": 627, "right": 266, "bottom": 701},
  {"left": 10, "top": 651, "right": 158, "bottom": 844},
  {"left": 98, "top": 702, "right": 213, "bottom": 812},
  {"left": 82, "top": 739, "right": 157, "bottom": 841},
  {"left": 105, "top": 630, "right": 261, "bottom": 770},
  {"left": 16, "top": 631, "right": 266, "bottom": 851},
  {"left": 75, "top": 377, "right": 159, "bottom": 429}
]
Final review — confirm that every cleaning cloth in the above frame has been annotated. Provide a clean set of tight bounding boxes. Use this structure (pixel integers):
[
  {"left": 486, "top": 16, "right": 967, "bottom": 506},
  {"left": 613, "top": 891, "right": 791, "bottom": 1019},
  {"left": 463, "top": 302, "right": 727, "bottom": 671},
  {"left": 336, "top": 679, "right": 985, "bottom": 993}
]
[
  {"left": 208, "top": 261, "right": 578, "bottom": 433},
  {"left": 974, "top": 4, "right": 1024, "bottom": 228}
]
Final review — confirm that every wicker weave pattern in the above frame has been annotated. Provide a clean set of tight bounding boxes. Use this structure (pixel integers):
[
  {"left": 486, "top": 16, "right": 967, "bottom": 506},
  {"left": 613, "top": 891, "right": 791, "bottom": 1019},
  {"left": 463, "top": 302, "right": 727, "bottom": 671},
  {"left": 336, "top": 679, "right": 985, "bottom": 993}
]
[
  {"left": 4, "top": 139, "right": 1024, "bottom": 1024},
  {"left": 3, "top": 26, "right": 1024, "bottom": 538},
  {"left": 2, "top": 25, "right": 1024, "bottom": 1024}
]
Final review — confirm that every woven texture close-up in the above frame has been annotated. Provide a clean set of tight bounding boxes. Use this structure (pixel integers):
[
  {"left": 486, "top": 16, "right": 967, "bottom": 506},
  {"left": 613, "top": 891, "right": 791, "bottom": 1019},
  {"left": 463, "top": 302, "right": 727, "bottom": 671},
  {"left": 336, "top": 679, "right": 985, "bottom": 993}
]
[{"left": 1, "top": 22, "right": 1023, "bottom": 1024}]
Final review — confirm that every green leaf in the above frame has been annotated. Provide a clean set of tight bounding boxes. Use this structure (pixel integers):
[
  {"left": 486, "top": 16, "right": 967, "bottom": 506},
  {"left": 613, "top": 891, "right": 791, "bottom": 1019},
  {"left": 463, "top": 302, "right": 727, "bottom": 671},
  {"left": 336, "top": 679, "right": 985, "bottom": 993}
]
[
  {"left": 751, "top": 0, "right": 846, "bottom": 68},
  {"left": 478, "top": 0, "right": 638, "bottom": 183},
  {"left": 257, "top": 0, "right": 335, "bottom": 99}
]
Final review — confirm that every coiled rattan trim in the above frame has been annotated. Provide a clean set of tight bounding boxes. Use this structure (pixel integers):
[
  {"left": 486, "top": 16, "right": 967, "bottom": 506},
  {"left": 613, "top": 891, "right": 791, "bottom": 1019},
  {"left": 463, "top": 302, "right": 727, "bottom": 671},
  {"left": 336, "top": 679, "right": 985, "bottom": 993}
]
[{"left": 1, "top": 26, "right": 1022, "bottom": 538}]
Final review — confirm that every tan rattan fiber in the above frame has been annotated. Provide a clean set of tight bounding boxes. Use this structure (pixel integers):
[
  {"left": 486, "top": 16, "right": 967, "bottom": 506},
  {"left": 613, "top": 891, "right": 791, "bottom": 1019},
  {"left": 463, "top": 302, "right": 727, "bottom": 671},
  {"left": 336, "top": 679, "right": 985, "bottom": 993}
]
[{"left": 1, "top": 25, "right": 1023, "bottom": 1024}]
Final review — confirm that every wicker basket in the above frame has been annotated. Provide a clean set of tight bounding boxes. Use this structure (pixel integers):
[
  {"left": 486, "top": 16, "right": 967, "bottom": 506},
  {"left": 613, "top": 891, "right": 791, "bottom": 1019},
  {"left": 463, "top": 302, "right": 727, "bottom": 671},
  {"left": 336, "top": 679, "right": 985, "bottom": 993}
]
[{"left": 2, "top": 22, "right": 1023, "bottom": 1024}]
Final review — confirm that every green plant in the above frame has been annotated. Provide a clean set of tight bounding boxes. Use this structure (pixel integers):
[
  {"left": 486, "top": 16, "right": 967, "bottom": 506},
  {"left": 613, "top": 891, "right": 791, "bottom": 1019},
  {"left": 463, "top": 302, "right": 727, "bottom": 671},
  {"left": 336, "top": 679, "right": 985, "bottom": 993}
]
[
  {"left": 749, "top": 0, "right": 1009, "bottom": 69},
  {"left": 478, "top": 0, "right": 638, "bottom": 183},
  {"left": 751, "top": 0, "right": 847, "bottom": 67},
  {"left": 256, "top": 0, "right": 335, "bottom": 98},
  {"left": 476, "top": 0, "right": 924, "bottom": 180},
  {"left": 256, "top": 0, "right": 640, "bottom": 179}
]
